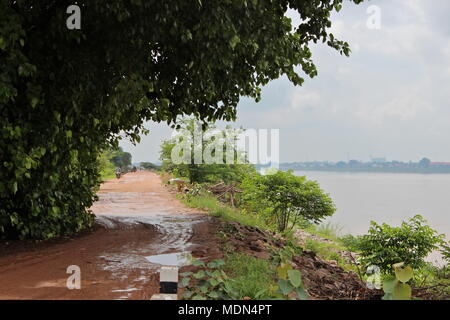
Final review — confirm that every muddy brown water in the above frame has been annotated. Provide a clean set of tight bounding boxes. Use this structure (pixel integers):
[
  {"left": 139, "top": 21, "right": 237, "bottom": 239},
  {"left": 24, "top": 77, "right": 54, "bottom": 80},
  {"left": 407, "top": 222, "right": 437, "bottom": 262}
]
[{"left": 0, "top": 171, "right": 217, "bottom": 300}]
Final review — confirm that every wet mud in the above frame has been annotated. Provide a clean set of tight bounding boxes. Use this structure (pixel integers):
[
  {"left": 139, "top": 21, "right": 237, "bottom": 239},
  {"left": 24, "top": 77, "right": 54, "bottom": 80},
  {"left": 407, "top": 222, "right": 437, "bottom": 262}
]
[{"left": 0, "top": 171, "right": 219, "bottom": 299}]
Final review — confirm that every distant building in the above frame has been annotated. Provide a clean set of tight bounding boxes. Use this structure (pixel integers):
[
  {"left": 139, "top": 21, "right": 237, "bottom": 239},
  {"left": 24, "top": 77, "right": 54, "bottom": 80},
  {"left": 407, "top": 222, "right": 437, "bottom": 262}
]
[
  {"left": 430, "top": 162, "right": 450, "bottom": 167},
  {"left": 371, "top": 157, "right": 386, "bottom": 163}
]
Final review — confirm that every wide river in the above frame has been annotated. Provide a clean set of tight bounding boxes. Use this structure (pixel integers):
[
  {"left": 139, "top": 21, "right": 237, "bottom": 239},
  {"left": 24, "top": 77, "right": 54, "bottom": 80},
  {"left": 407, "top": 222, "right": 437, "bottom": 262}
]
[{"left": 295, "top": 171, "right": 449, "bottom": 263}]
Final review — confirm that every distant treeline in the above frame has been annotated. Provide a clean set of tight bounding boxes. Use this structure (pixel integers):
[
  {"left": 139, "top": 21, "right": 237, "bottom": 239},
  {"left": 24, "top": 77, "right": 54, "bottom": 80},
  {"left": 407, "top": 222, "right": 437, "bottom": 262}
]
[
  {"left": 140, "top": 162, "right": 161, "bottom": 171},
  {"left": 278, "top": 158, "right": 450, "bottom": 174},
  {"left": 280, "top": 166, "right": 450, "bottom": 174}
]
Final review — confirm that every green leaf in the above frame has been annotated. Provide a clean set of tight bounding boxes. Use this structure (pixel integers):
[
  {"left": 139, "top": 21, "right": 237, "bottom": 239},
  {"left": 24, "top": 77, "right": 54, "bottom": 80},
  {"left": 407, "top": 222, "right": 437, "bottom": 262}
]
[
  {"left": 295, "top": 287, "right": 308, "bottom": 300},
  {"left": 392, "top": 283, "right": 412, "bottom": 300},
  {"left": 277, "top": 279, "right": 293, "bottom": 296},
  {"left": 287, "top": 269, "right": 302, "bottom": 288},
  {"left": 12, "top": 182, "right": 18, "bottom": 194},
  {"left": 229, "top": 35, "right": 240, "bottom": 49},
  {"left": 161, "top": 98, "right": 170, "bottom": 108},
  {"left": 277, "top": 263, "right": 291, "bottom": 280},
  {"left": 382, "top": 275, "right": 398, "bottom": 294},
  {"left": 193, "top": 270, "right": 206, "bottom": 279},
  {"left": 382, "top": 293, "right": 393, "bottom": 300},
  {"left": 206, "top": 259, "right": 225, "bottom": 268},
  {"left": 179, "top": 277, "right": 190, "bottom": 288},
  {"left": 192, "top": 260, "right": 205, "bottom": 267},
  {"left": 31, "top": 97, "right": 39, "bottom": 108},
  {"left": 394, "top": 265, "right": 413, "bottom": 283},
  {"left": 208, "top": 277, "right": 219, "bottom": 286}
]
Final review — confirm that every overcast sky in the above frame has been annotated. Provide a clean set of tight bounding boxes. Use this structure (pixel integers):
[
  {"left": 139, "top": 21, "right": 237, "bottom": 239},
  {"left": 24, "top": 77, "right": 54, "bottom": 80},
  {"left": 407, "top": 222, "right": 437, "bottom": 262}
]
[{"left": 121, "top": 0, "right": 450, "bottom": 164}]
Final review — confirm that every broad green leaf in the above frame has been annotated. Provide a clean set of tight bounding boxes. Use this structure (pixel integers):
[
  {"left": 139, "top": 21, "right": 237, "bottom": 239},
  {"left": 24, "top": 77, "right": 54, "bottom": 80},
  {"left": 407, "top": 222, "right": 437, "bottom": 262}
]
[
  {"left": 277, "top": 263, "right": 291, "bottom": 280},
  {"left": 277, "top": 279, "right": 293, "bottom": 296},
  {"left": 382, "top": 275, "right": 397, "bottom": 294},
  {"left": 394, "top": 265, "right": 413, "bottom": 283},
  {"left": 392, "top": 283, "right": 412, "bottom": 300},
  {"left": 295, "top": 287, "right": 308, "bottom": 300},
  {"left": 287, "top": 269, "right": 302, "bottom": 288},
  {"left": 382, "top": 293, "right": 393, "bottom": 300},
  {"left": 192, "top": 260, "right": 205, "bottom": 267}
]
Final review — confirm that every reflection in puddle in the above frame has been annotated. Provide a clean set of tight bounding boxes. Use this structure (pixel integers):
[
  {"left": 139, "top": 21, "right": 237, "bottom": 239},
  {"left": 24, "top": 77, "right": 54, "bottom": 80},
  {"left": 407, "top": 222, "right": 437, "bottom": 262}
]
[
  {"left": 145, "top": 251, "right": 192, "bottom": 266},
  {"left": 111, "top": 288, "right": 141, "bottom": 293}
]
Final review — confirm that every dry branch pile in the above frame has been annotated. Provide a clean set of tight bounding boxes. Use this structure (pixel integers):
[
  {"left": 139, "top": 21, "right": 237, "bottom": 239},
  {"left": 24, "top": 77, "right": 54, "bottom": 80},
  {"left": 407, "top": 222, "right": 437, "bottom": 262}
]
[{"left": 207, "top": 182, "right": 242, "bottom": 206}]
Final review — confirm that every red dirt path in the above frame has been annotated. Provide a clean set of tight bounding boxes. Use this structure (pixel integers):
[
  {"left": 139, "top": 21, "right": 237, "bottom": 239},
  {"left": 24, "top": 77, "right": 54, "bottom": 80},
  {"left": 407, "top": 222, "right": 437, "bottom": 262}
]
[{"left": 0, "top": 171, "right": 219, "bottom": 299}]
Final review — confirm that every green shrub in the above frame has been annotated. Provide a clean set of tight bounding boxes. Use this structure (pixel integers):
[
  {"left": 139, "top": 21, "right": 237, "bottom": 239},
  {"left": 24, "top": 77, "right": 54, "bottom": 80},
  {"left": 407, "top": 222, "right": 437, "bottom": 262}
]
[
  {"left": 356, "top": 215, "right": 444, "bottom": 273},
  {"left": 441, "top": 242, "right": 450, "bottom": 264},
  {"left": 339, "top": 234, "right": 363, "bottom": 251},
  {"left": 241, "top": 170, "right": 335, "bottom": 232}
]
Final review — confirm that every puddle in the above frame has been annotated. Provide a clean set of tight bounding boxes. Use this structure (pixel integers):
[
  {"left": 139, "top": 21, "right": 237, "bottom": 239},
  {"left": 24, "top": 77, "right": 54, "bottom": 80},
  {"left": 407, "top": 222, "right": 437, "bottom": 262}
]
[
  {"left": 111, "top": 288, "right": 141, "bottom": 293},
  {"left": 145, "top": 251, "right": 192, "bottom": 266}
]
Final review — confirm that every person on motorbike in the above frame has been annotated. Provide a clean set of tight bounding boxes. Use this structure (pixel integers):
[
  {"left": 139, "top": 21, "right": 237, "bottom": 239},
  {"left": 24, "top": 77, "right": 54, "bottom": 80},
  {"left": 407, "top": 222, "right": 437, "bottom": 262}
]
[{"left": 115, "top": 167, "right": 122, "bottom": 179}]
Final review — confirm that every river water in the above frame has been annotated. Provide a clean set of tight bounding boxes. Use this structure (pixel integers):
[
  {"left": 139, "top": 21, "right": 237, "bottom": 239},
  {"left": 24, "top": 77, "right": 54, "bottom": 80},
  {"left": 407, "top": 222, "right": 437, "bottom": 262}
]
[{"left": 294, "top": 171, "right": 449, "bottom": 263}]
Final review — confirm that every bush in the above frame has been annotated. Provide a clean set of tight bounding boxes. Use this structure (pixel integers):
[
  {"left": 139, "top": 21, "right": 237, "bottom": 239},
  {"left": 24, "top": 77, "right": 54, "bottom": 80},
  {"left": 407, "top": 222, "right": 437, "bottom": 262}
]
[
  {"left": 356, "top": 215, "right": 444, "bottom": 273},
  {"left": 339, "top": 234, "right": 363, "bottom": 252},
  {"left": 241, "top": 170, "right": 335, "bottom": 232}
]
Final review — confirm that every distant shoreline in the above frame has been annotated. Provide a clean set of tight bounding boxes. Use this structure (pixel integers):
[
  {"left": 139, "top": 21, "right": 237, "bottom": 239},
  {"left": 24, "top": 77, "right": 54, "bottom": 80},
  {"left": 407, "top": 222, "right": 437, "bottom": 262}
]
[{"left": 279, "top": 166, "right": 450, "bottom": 174}]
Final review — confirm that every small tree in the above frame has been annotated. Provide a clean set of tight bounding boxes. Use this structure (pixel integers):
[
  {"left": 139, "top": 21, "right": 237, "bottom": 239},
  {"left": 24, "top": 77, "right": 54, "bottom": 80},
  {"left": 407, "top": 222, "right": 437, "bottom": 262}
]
[
  {"left": 356, "top": 215, "right": 444, "bottom": 273},
  {"left": 241, "top": 170, "right": 335, "bottom": 232},
  {"left": 159, "top": 118, "right": 254, "bottom": 184}
]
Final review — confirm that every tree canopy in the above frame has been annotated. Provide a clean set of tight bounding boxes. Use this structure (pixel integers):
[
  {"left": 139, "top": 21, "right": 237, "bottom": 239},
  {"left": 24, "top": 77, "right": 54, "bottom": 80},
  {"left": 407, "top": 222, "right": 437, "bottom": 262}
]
[{"left": 1, "top": 0, "right": 363, "bottom": 239}]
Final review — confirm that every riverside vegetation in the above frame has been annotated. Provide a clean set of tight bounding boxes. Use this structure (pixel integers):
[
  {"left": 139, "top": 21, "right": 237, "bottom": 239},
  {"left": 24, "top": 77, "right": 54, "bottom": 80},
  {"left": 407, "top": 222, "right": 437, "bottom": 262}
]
[{"left": 159, "top": 120, "right": 450, "bottom": 300}]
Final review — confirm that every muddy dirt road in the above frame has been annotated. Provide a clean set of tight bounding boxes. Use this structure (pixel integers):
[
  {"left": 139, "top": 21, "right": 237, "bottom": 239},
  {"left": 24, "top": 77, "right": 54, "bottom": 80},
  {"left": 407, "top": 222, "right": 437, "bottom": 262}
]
[{"left": 0, "top": 171, "right": 219, "bottom": 299}]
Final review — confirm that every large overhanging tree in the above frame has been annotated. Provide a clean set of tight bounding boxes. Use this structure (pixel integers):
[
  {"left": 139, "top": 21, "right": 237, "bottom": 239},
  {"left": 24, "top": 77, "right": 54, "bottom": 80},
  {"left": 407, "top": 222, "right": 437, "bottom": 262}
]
[{"left": 0, "top": 0, "right": 363, "bottom": 239}]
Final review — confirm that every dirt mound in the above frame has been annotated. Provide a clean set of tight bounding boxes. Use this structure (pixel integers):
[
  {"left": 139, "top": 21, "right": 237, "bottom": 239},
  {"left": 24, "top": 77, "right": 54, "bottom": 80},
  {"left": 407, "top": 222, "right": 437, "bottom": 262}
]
[
  {"left": 292, "top": 250, "right": 381, "bottom": 300},
  {"left": 218, "top": 221, "right": 286, "bottom": 260},
  {"left": 217, "top": 221, "right": 381, "bottom": 300}
]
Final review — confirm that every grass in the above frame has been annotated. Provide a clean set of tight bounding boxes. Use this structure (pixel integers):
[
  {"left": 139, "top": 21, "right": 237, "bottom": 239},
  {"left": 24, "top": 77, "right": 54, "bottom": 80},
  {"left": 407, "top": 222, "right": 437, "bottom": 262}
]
[
  {"left": 223, "top": 253, "right": 277, "bottom": 299},
  {"left": 304, "top": 221, "right": 343, "bottom": 242},
  {"left": 181, "top": 193, "right": 273, "bottom": 231},
  {"left": 303, "top": 238, "right": 356, "bottom": 273}
]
